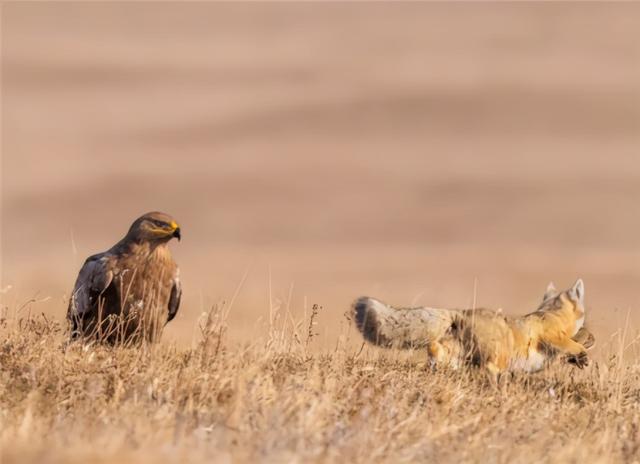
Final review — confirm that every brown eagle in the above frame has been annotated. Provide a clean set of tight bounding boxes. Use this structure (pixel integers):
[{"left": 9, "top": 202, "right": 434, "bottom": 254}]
[{"left": 68, "top": 211, "right": 182, "bottom": 344}]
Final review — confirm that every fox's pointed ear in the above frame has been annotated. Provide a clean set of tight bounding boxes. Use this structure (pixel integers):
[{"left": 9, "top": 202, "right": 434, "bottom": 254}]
[
  {"left": 569, "top": 278, "right": 585, "bottom": 304},
  {"left": 542, "top": 282, "right": 557, "bottom": 301}
]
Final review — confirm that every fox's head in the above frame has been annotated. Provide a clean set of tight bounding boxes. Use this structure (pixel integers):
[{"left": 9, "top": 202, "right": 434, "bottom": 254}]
[{"left": 537, "top": 279, "right": 586, "bottom": 336}]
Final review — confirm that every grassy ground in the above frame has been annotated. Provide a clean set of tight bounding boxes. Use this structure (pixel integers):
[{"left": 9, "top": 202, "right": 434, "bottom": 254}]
[{"left": 1, "top": 304, "right": 639, "bottom": 464}]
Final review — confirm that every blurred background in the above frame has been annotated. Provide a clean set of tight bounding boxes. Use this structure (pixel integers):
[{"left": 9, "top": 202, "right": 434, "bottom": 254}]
[{"left": 2, "top": 3, "right": 639, "bottom": 347}]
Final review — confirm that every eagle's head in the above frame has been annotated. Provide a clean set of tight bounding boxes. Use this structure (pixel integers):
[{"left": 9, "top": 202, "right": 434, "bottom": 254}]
[{"left": 127, "top": 211, "right": 181, "bottom": 243}]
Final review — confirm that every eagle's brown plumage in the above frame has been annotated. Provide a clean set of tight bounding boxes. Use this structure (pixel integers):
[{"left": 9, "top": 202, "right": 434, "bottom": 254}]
[{"left": 67, "top": 211, "right": 182, "bottom": 343}]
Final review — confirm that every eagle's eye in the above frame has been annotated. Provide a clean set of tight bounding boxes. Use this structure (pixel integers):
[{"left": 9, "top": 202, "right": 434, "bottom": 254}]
[{"left": 144, "top": 219, "right": 166, "bottom": 229}]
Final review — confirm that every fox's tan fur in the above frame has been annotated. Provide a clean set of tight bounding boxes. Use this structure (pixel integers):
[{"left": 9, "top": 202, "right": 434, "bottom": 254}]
[{"left": 353, "top": 280, "right": 594, "bottom": 375}]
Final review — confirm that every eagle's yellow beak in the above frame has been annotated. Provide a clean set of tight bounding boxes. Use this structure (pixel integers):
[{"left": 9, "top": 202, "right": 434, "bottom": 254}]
[{"left": 169, "top": 221, "right": 181, "bottom": 241}]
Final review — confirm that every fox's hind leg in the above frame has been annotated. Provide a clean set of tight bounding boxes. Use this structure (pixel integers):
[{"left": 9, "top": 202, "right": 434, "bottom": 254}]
[
  {"left": 484, "top": 361, "right": 503, "bottom": 386},
  {"left": 427, "top": 337, "right": 463, "bottom": 370},
  {"left": 427, "top": 341, "right": 447, "bottom": 366}
]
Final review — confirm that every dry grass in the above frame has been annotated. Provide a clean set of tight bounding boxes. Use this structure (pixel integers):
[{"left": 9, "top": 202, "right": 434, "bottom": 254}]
[{"left": 1, "top": 302, "right": 640, "bottom": 464}]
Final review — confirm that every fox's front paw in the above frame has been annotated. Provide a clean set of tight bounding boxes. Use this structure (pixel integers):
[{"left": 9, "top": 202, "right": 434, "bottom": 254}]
[{"left": 567, "top": 351, "right": 589, "bottom": 369}]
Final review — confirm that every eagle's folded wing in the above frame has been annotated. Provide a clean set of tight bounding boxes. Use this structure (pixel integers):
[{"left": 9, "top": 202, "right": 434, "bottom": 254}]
[
  {"left": 68, "top": 254, "right": 114, "bottom": 319},
  {"left": 167, "top": 270, "right": 181, "bottom": 323}
]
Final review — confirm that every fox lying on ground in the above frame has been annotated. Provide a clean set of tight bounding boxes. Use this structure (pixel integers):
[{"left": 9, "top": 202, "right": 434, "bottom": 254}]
[{"left": 353, "top": 279, "right": 595, "bottom": 375}]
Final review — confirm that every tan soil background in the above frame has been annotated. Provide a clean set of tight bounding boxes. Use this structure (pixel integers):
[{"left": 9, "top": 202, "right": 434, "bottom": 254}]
[{"left": 2, "top": 3, "right": 640, "bottom": 350}]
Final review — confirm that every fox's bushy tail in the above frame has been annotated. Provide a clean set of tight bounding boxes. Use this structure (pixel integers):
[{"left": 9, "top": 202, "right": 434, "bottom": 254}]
[{"left": 352, "top": 297, "right": 457, "bottom": 349}]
